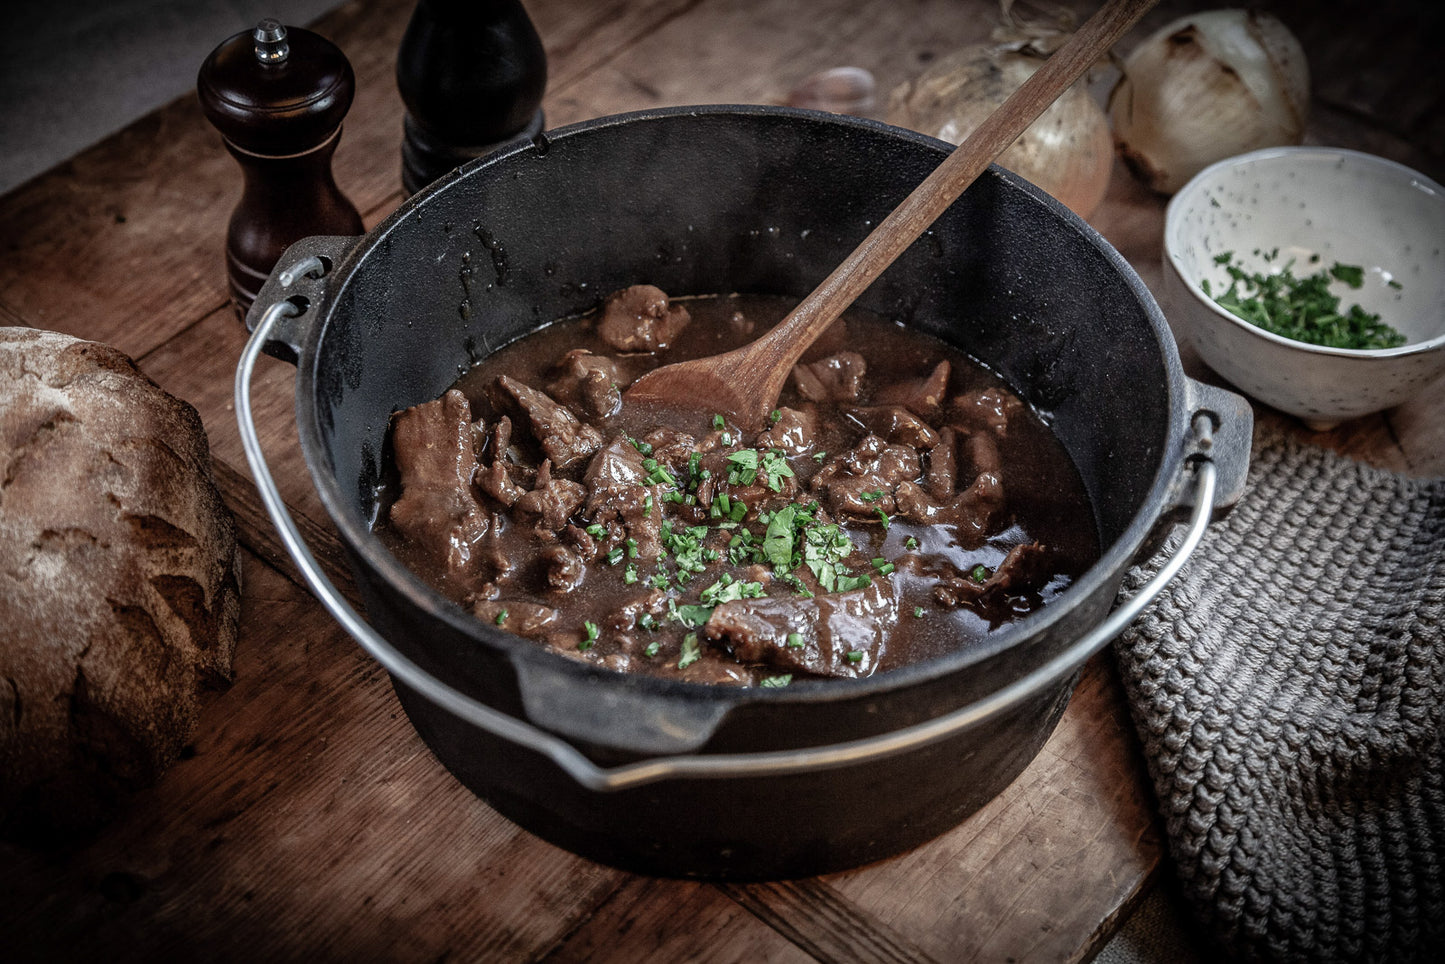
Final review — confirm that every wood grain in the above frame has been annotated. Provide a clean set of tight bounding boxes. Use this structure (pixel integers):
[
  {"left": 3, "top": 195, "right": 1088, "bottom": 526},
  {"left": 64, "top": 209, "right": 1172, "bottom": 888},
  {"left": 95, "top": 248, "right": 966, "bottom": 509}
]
[
  {"left": 3, "top": 1, "right": 1442, "bottom": 962},
  {"left": 0, "top": 556, "right": 627, "bottom": 963},
  {"left": 540, "top": 878, "right": 816, "bottom": 963}
]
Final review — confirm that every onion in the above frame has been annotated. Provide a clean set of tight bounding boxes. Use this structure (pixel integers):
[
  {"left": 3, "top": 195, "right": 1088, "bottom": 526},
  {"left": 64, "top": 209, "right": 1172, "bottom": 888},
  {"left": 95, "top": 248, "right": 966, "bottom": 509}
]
[
  {"left": 1109, "top": 9, "right": 1310, "bottom": 194},
  {"left": 885, "top": 42, "right": 1114, "bottom": 219}
]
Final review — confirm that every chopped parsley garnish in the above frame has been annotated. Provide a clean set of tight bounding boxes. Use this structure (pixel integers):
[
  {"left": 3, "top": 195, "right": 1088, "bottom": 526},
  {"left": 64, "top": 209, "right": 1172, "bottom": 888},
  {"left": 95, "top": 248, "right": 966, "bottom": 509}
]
[
  {"left": 1204, "top": 251, "right": 1406, "bottom": 350},
  {"left": 664, "top": 524, "right": 711, "bottom": 575},
  {"left": 624, "top": 565, "right": 638, "bottom": 585},
  {"left": 727, "top": 449, "right": 760, "bottom": 485},
  {"left": 700, "top": 574, "right": 766, "bottom": 606},
  {"left": 677, "top": 633, "right": 702, "bottom": 669},
  {"left": 786, "top": 632, "right": 804, "bottom": 648},
  {"left": 769, "top": 409, "right": 782, "bottom": 425},
  {"left": 845, "top": 650, "right": 864, "bottom": 663},
  {"left": 710, "top": 491, "right": 747, "bottom": 522},
  {"left": 606, "top": 545, "right": 625, "bottom": 565},
  {"left": 585, "top": 523, "right": 606, "bottom": 538},
  {"left": 762, "top": 503, "right": 805, "bottom": 569},
  {"left": 495, "top": 610, "right": 508, "bottom": 626},
  {"left": 802, "top": 522, "right": 869, "bottom": 593},
  {"left": 643, "top": 640, "right": 661, "bottom": 658},
  {"left": 760, "top": 674, "right": 792, "bottom": 688},
  {"left": 759, "top": 450, "right": 794, "bottom": 492},
  {"left": 671, "top": 603, "right": 715, "bottom": 627},
  {"left": 905, "top": 535, "right": 919, "bottom": 550},
  {"left": 913, "top": 606, "right": 925, "bottom": 618},
  {"left": 712, "top": 413, "right": 726, "bottom": 430},
  {"left": 642, "top": 458, "right": 678, "bottom": 487},
  {"left": 579, "top": 621, "right": 599, "bottom": 650},
  {"left": 970, "top": 564, "right": 991, "bottom": 583}
]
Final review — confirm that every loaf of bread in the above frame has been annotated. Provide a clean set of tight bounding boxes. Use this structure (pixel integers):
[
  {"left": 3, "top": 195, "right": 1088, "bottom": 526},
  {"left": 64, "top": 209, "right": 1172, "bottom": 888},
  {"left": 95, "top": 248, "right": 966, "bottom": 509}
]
[{"left": 0, "top": 327, "right": 241, "bottom": 842}]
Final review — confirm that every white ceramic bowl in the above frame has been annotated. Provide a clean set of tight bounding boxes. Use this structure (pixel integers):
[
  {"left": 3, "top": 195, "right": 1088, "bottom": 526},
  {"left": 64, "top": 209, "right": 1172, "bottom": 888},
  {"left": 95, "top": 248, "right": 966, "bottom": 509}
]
[{"left": 1163, "top": 146, "right": 1445, "bottom": 430}]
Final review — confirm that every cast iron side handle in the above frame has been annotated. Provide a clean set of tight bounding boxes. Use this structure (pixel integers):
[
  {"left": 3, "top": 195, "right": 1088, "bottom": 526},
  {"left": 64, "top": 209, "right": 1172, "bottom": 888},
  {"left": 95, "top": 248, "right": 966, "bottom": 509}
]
[
  {"left": 237, "top": 297, "right": 1219, "bottom": 793},
  {"left": 243, "top": 236, "right": 363, "bottom": 363}
]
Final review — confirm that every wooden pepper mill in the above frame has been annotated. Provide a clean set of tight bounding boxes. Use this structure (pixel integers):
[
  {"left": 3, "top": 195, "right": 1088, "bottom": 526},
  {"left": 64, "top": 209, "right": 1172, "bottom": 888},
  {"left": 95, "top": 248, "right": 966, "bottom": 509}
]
[
  {"left": 198, "top": 19, "right": 365, "bottom": 317},
  {"left": 396, "top": 0, "right": 548, "bottom": 196}
]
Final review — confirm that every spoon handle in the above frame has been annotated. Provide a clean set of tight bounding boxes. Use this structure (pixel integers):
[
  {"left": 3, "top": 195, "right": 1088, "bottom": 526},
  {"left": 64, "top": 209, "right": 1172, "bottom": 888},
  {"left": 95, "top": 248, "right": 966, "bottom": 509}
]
[{"left": 756, "top": 0, "right": 1156, "bottom": 371}]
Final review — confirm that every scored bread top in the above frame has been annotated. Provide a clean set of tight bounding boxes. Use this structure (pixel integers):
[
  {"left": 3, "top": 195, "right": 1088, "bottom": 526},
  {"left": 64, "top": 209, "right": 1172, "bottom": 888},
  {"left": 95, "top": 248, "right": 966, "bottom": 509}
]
[{"left": 0, "top": 327, "right": 241, "bottom": 840}]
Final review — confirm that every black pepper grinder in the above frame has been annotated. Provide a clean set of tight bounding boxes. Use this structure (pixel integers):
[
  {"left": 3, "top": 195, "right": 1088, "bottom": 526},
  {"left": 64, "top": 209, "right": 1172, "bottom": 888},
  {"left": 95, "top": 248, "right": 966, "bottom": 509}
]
[
  {"left": 396, "top": 0, "right": 548, "bottom": 196},
  {"left": 198, "top": 19, "right": 365, "bottom": 317}
]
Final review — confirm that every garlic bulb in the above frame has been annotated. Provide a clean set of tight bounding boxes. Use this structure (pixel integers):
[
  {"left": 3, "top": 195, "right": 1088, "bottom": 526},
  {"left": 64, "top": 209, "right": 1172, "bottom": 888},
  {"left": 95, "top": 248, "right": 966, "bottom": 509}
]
[
  {"left": 886, "top": 43, "right": 1114, "bottom": 219},
  {"left": 1109, "top": 9, "right": 1310, "bottom": 194}
]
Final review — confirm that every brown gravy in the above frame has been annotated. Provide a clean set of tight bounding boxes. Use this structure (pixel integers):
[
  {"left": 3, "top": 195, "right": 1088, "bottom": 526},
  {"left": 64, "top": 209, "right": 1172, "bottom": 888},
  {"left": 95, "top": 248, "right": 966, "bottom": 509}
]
[{"left": 375, "top": 289, "right": 1099, "bottom": 686}]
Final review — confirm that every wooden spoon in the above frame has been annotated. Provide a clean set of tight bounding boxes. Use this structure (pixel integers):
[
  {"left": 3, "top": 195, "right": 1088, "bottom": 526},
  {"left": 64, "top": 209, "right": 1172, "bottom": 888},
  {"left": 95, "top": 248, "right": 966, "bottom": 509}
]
[{"left": 625, "top": 0, "right": 1156, "bottom": 428}]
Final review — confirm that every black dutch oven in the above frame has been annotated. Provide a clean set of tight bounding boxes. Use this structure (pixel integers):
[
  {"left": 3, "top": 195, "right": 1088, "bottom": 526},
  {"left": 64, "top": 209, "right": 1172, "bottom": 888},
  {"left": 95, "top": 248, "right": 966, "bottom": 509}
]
[{"left": 237, "top": 106, "right": 1251, "bottom": 880}]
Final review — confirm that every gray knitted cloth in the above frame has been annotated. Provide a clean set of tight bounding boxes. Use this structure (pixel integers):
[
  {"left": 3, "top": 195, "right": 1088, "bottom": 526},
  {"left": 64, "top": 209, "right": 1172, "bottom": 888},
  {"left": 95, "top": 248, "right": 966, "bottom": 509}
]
[{"left": 1114, "top": 425, "right": 1445, "bottom": 962}]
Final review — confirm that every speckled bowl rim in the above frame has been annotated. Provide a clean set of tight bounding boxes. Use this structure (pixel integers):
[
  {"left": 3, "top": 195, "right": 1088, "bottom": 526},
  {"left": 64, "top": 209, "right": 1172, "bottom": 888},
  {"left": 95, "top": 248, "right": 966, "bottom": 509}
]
[{"left": 1164, "top": 145, "right": 1445, "bottom": 360}]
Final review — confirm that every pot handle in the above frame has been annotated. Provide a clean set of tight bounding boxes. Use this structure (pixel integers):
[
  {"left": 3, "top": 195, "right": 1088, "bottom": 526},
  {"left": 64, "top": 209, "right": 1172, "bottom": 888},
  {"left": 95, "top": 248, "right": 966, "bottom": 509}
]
[
  {"left": 1177, "top": 378, "right": 1252, "bottom": 514},
  {"left": 243, "top": 236, "right": 362, "bottom": 364},
  {"left": 238, "top": 298, "right": 1218, "bottom": 792}
]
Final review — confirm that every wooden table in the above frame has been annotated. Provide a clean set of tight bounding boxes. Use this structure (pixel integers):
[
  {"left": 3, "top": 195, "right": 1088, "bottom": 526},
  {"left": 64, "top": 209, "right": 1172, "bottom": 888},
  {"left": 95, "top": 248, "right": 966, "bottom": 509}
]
[{"left": 3, "top": 1, "right": 1440, "bottom": 960}]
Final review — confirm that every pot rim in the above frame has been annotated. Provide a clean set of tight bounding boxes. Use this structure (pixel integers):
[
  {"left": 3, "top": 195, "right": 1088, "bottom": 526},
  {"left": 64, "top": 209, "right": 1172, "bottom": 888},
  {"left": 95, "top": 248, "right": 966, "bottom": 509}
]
[{"left": 290, "top": 104, "right": 1191, "bottom": 717}]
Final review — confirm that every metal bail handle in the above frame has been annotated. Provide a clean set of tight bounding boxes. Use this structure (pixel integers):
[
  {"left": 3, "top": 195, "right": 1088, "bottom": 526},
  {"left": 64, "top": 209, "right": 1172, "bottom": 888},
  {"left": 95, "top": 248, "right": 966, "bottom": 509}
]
[{"left": 236, "top": 295, "right": 1218, "bottom": 793}]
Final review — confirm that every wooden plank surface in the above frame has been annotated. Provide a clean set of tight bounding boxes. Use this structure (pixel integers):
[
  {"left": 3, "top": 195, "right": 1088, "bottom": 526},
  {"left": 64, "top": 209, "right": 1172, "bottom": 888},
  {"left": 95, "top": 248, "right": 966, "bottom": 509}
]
[{"left": 2, "top": 1, "right": 1441, "bottom": 962}]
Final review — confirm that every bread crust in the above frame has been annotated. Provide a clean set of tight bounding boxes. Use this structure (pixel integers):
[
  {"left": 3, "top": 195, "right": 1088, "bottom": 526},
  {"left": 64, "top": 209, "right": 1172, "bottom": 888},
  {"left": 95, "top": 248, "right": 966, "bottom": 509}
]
[{"left": 0, "top": 327, "right": 241, "bottom": 841}]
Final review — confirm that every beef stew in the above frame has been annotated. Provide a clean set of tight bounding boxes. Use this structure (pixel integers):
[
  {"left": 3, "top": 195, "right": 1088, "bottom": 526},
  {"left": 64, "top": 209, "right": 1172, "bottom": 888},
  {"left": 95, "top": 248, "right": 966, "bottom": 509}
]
[{"left": 375, "top": 287, "right": 1099, "bottom": 686}]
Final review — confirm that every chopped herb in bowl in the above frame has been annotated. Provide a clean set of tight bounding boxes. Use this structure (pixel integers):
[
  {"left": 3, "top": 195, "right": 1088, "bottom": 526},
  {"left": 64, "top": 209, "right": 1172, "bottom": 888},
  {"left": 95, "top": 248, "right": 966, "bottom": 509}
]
[{"left": 1201, "top": 250, "right": 1407, "bottom": 350}]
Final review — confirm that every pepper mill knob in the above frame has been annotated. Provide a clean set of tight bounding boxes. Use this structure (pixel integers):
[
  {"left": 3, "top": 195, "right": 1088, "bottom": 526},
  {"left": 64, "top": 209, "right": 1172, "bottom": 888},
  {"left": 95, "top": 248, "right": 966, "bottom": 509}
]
[
  {"left": 198, "top": 19, "right": 365, "bottom": 317},
  {"left": 396, "top": 0, "right": 548, "bottom": 196}
]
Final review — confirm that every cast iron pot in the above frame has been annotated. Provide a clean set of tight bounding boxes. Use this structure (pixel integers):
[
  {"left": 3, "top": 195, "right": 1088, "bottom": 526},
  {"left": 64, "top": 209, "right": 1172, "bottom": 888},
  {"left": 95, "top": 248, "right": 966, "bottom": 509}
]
[{"left": 237, "top": 106, "right": 1251, "bottom": 880}]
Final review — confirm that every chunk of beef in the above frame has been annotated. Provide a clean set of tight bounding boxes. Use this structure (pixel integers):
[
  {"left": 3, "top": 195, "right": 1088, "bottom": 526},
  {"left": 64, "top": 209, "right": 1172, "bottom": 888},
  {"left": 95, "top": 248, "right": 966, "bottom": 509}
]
[
  {"left": 467, "top": 512, "right": 517, "bottom": 594},
  {"left": 924, "top": 426, "right": 958, "bottom": 499},
  {"left": 844, "top": 405, "right": 941, "bottom": 450},
  {"left": 959, "top": 428, "right": 1002, "bottom": 481},
  {"left": 546, "top": 349, "right": 624, "bottom": 419},
  {"left": 603, "top": 589, "right": 670, "bottom": 634},
  {"left": 704, "top": 577, "right": 896, "bottom": 678},
  {"left": 472, "top": 599, "right": 559, "bottom": 635},
  {"left": 495, "top": 375, "right": 603, "bottom": 470},
  {"left": 583, "top": 437, "right": 664, "bottom": 559},
  {"left": 792, "top": 351, "right": 866, "bottom": 403},
  {"left": 811, "top": 434, "right": 920, "bottom": 517},
  {"left": 756, "top": 406, "right": 818, "bottom": 456},
  {"left": 894, "top": 428, "right": 1003, "bottom": 543},
  {"left": 388, "top": 389, "right": 490, "bottom": 577},
  {"left": 539, "top": 544, "right": 586, "bottom": 593},
  {"left": 875, "top": 360, "right": 950, "bottom": 420},
  {"left": 934, "top": 542, "right": 1052, "bottom": 609},
  {"left": 514, "top": 459, "right": 586, "bottom": 532},
  {"left": 596, "top": 284, "right": 691, "bottom": 352},
  {"left": 562, "top": 522, "right": 599, "bottom": 561},
  {"left": 893, "top": 474, "right": 1001, "bottom": 545},
  {"left": 475, "top": 415, "right": 524, "bottom": 507},
  {"left": 639, "top": 426, "right": 698, "bottom": 473},
  {"left": 950, "top": 387, "right": 1023, "bottom": 438}
]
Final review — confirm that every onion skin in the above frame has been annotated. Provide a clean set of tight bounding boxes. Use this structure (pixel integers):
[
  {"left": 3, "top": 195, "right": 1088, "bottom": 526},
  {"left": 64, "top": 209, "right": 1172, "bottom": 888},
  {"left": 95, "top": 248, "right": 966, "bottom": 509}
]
[
  {"left": 886, "top": 44, "right": 1114, "bottom": 219},
  {"left": 1109, "top": 9, "right": 1310, "bottom": 194}
]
